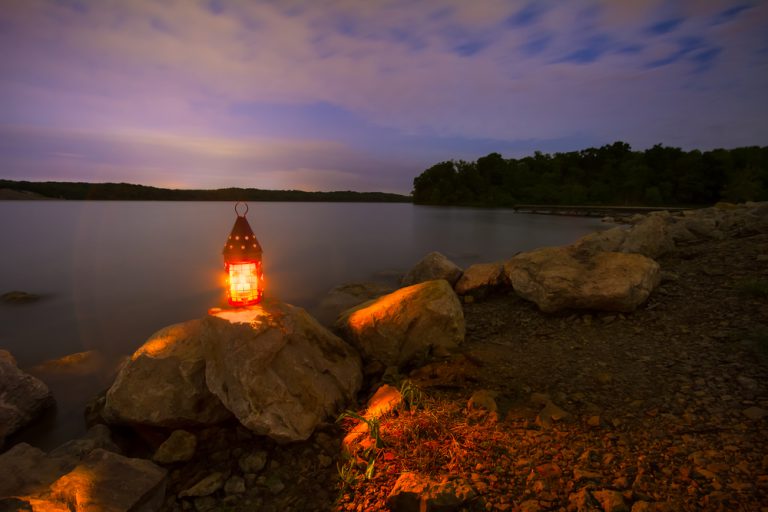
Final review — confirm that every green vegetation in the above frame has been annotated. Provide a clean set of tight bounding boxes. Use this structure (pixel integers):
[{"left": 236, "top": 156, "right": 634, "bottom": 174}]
[
  {"left": 412, "top": 142, "right": 768, "bottom": 207},
  {"left": 0, "top": 180, "right": 411, "bottom": 202}
]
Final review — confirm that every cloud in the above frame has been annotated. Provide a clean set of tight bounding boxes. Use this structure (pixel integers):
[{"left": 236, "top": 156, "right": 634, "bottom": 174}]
[{"left": 0, "top": 0, "right": 767, "bottom": 192}]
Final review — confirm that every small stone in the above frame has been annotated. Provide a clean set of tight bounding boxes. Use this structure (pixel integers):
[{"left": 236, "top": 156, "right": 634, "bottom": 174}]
[
  {"left": 756, "top": 254, "right": 768, "bottom": 262},
  {"left": 468, "top": 389, "right": 498, "bottom": 414},
  {"left": 179, "top": 472, "right": 224, "bottom": 498},
  {"left": 587, "top": 415, "right": 601, "bottom": 427},
  {"left": 224, "top": 475, "right": 246, "bottom": 495},
  {"left": 0, "top": 290, "right": 41, "bottom": 303},
  {"left": 742, "top": 407, "right": 768, "bottom": 420},
  {"left": 596, "top": 372, "right": 614, "bottom": 385},
  {"left": 152, "top": 430, "right": 197, "bottom": 464},
  {"left": 592, "top": 489, "right": 629, "bottom": 512},
  {"left": 573, "top": 467, "right": 603, "bottom": 482},
  {"left": 192, "top": 496, "right": 217, "bottom": 512},
  {"left": 317, "top": 454, "right": 333, "bottom": 468},
  {"left": 264, "top": 475, "right": 285, "bottom": 495},
  {"left": 239, "top": 451, "right": 268, "bottom": 473}
]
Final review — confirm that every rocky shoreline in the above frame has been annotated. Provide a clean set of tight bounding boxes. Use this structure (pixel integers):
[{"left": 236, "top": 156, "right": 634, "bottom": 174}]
[{"left": 1, "top": 202, "right": 767, "bottom": 511}]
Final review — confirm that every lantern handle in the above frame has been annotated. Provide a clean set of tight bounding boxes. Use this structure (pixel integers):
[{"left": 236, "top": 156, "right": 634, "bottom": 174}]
[{"left": 234, "top": 201, "right": 249, "bottom": 218}]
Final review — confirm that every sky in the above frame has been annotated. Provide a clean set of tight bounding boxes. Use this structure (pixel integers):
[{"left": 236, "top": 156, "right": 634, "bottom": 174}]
[{"left": 1, "top": 1, "right": 767, "bottom": 194}]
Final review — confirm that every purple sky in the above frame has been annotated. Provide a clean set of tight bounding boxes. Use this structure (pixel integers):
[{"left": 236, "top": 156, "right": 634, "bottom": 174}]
[{"left": 1, "top": 1, "right": 767, "bottom": 194}]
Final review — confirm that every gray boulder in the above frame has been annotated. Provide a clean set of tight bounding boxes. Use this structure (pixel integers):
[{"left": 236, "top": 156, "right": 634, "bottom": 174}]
[
  {"left": 454, "top": 262, "right": 506, "bottom": 296},
  {"left": 204, "top": 301, "right": 363, "bottom": 443},
  {"left": 46, "top": 449, "right": 166, "bottom": 511},
  {"left": 103, "top": 320, "right": 233, "bottom": 428},
  {"left": 0, "top": 350, "right": 54, "bottom": 446},
  {"left": 504, "top": 247, "right": 660, "bottom": 313},
  {"left": 572, "top": 226, "right": 627, "bottom": 253},
  {"left": 336, "top": 280, "right": 465, "bottom": 368},
  {"left": 620, "top": 214, "right": 674, "bottom": 258},
  {"left": 401, "top": 252, "right": 463, "bottom": 287}
]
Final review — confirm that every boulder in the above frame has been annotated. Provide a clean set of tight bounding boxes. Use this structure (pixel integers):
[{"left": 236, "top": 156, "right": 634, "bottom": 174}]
[
  {"left": 572, "top": 226, "right": 627, "bottom": 253},
  {"left": 152, "top": 429, "right": 197, "bottom": 464},
  {"left": 0, "top": 443, "right": 73, "bottom": 498},
  {"left": 103, "top": 320, "right": 233, "bottom": 428},
  {"left": 503, "top": 247, "right": 660, "bottom": 313},
  {"left": 620, "top": 215, "right": 674, "bottom": 258},
  {"left": 336, "top": 280, "right": 465, "bottom": 368},
  {"left": 0, "top": 350, "right": 54, "bottom": 446},
  {"left": 314, "top": 282, "right": 393, "bottom": 326},
  {"left": 204, "top": 301, "right": 363, "bottom": 443},
  {"left": 401, "top": 252, "right": 463, "bottom": 287},
  {"left": 0, "top": 437, "right": 165, "bottom": 512},
  {"left": 454, "top": 262, "right": 506, "bottom": 296},
  {"left": 44, "top": 449, "right": 166, "bottom": 512}
]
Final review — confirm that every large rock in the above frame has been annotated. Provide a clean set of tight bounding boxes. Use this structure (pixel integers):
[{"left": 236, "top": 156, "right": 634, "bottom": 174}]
[
  {"left": 504, "top": 247, "right": 661, "bottom": 313},
  {"left": 336, "top": 280, "right": 465, "bottom": 368},
  {"left": 572, "top": 226, "right": 627, "bottom": 253},
  {"left": 0, "top": 430, "right": 163, "bottom": 512},
  {"left": 401, "top": 252, "right": 463, "bottom": 287},
  {"left": 103, "top": 320, "right": 233, "bottom": 428},
  {"left": 314, "top": 282, "right": 393, "bottom": 326},
  {"left": 454, "top": 262, "right": 506, "bottom": 296},
  {"left": 620, "top": 215, "right": 674, "bottom": 258},
  {"left": 46, "top": 449, "right": 166, "bottom": 511},
  {"left": 204, "top": 301, "right": 363, "bottom": 443},
  {"left": 0, "top": 350, "right": 54, "bottom": 446}
]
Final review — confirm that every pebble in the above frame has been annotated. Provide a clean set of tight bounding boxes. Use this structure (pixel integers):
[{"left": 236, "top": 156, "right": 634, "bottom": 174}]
[{"left": 742, "top": 407, "right": 768, "bottom": 420}]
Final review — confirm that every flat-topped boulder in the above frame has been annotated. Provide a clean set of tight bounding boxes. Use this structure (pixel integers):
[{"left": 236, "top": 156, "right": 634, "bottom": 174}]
[
  {"left": 104, "top": 299, "right": 362, "bottom": 443},
  {"left": 401, "top": 252, "right": 463, "bottom": 287},
  {"left": 336, "top": 280, "right": 465, "bottom": 368},
  {"left": 504, "top": 247, "right": 660, "bottom": 313},
  {"left": 0, "top": 350, "right": 54, "bottom": 447},
  {"left": 204, "top": 302, "right": 362, "bottom": 443}
]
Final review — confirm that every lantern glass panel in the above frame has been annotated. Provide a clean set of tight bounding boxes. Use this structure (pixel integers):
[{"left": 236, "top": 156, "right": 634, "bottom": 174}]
[{"left": 228, "top": 262, "right": 260, "bottom": 305}]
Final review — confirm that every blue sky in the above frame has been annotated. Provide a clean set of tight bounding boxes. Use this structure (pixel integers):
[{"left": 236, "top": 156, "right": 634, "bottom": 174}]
[{"left": 1, "top": 0, "right": 766, "bottom": 193}]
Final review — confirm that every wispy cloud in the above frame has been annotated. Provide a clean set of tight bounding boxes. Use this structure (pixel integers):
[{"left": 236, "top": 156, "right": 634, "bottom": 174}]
[{"left": 0, "top": 0, "right": 766, "bottom": 192}]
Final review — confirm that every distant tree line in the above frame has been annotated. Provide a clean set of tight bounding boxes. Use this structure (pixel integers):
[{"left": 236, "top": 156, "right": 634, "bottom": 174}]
[
  {"left": 0, "top": 180, "right": 411, "bottom": 203},
  {"left": 412, "top": 142, "right": 768, "bottom": 207}
]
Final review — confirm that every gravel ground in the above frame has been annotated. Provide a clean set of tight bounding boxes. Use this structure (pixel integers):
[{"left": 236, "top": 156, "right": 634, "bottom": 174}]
[{"left": 163, "top": 232, "right": 768, "bottom": 512}]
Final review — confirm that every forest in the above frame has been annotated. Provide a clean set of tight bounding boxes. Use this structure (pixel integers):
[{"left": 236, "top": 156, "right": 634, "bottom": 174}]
[
  {"left": 412, "top": 142, "right": 768, "bottom": 207},
  {"left": 0, "top": 180, "right": 410, "bottom": 203}
]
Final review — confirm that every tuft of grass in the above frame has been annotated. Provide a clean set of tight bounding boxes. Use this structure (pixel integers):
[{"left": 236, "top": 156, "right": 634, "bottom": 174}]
[
  {"left": 399, "top": 379, "right": 424, "bottom": 412},
  {"left": 735, "top": 278, "right": 768, "bottom": 298}
]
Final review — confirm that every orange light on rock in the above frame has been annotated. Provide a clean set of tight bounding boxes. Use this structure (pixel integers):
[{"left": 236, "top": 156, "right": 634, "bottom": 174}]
[{"left": 223, "top": 202, "right": 263, "bottom": 306}]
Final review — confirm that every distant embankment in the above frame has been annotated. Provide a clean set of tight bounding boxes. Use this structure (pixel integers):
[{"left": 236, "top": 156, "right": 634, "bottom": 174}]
[
  {"left": 512, "top": 204, "right": 690, "bottom": 217},
  {"left": 0, "top": 180, "right": 412, "bottom": 203}
]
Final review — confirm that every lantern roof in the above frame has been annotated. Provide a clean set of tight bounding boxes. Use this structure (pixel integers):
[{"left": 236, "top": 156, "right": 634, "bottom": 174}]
[{"left": 223, "top": 214, "right": 262, "bottom": 262}]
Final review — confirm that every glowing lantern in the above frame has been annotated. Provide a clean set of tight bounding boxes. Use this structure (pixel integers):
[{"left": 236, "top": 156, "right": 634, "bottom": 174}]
[{"left": 223, "top": 202, "right": 263, "bottom": 306}]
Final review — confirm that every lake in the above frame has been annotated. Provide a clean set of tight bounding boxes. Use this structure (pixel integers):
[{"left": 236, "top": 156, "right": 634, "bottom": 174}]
[{"left": 0, "top": 201, "right": 604, "bottom": 448}]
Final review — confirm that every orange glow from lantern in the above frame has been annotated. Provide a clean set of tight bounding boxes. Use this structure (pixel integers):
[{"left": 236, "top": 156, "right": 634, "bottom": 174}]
[{"left": 226, "top": 261, "right": 262, "bottom": 306}]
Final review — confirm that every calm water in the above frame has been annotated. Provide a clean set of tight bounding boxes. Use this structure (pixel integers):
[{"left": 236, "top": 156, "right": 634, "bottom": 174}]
[{"left": 0, "top": 201, "right": 603, "bottom": 448}]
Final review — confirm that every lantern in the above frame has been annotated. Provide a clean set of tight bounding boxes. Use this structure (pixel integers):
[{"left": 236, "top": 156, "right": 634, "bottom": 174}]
[{"left": 223, "top": 202, "right": 263, "bottom": 306}]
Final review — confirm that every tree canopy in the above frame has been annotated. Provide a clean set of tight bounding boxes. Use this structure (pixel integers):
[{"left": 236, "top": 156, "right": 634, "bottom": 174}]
[
  {"left": 412, "top": 142, "right": 768, "bottom": 207},
  {"left": 0, "top": 180, "right": 411, "bottom": 203}
]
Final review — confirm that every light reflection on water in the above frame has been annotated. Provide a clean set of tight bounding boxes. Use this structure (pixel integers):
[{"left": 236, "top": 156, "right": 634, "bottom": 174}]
[{"left": 0, "top": 201, "right": 604, "bottom": 448}]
